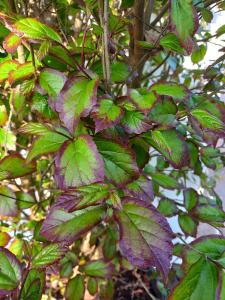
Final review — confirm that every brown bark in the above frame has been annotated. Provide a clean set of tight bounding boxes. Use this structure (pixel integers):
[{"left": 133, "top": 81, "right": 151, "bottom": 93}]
[{"left": 130, "top": 0, "right": 145, "bottom": 88}]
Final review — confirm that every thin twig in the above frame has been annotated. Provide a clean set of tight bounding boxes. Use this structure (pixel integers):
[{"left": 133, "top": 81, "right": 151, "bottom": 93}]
[{"left": 142, "top": 52, "right": 170, "bottom": 81}]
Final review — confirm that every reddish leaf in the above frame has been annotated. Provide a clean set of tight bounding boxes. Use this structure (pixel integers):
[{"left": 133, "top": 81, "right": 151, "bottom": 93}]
[
  {"left": 8, "top": 62, "right": 35, "bottom": 85},
  {"left": 121, "top": 111, "right": 152, "bottom": 134},
  {"left": 3, "top": 33, "right": 22, "bottom": 53},
  {"left": 115, "top": 198, "right": 173, "bottom": 281},
  {"left": 0, "top": 60, "right": 19, "bottom": 83}
]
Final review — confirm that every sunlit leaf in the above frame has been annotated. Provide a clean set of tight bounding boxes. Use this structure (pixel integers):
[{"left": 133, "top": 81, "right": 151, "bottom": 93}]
[{"left": 0, "top": 186, "right": 18, "bottom": 217}]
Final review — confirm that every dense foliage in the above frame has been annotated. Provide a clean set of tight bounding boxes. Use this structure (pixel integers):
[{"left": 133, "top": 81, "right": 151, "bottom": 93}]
[{"left": 0, "top": 0, "right": 225, "bottom": 299}]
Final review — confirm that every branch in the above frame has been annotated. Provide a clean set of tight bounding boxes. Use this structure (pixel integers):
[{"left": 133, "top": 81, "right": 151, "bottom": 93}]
[
  {"left": 130, "top": 0, "right": 145, "bottom": 87},
  {"left": 141, "top": 52, "right": 170, "bottom": 81}
]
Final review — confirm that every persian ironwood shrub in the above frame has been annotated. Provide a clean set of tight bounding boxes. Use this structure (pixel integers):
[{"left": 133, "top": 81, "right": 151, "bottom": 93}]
[{"left": 0, "top": 0, "right": 225, "bottom": 299}]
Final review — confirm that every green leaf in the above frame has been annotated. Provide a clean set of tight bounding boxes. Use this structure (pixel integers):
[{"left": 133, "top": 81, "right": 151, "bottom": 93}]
[
  {"left": 13, "top": 18, "right": 62, "bottom": 43},
  {"left": 16, "top": 191, "right": 35, "bottom": 210},
  {"left": 121, "top": 110, "right": 151, "bottom": 134},
  {"left": 3, "top": 33, "right": 21, "bottom": 53},
  {"left": 32, "top": 244, "right": 65, "bottom": 268},
  {"left": 80, "top": 260, "right": 114, "bottom": 278},
  {"left": 92, "top": 98, "right": 123, "bottom": 132},
  {"left": 201, "top": 8, "right": 213, "bottom": 23},
  {"left": 169, "top": 258, "right": 218, "bottom": 300},
  {"left": 111, "top": 61, "right": 129, "bottom": 82},
  {"left": 55, "top": 135, "right": 104, "bottom": 189},
  {"left": 149, "top": 172, "right": 180, "bottom": 190},
  {"left": 0, "top": 128, "right": 16, "bottom": 151},
  {"left": 37, "top": 40, "right": 51, "bottom": 60},
  {"left": 95, "top": 138, "right": 139, "bottom": 187},
  {"left": 160, "top": 33, "right": 183, "bottom": 53},
  {"left": 193, "top": 205, "right": 225, "bottom": 224},
  {"left": 171, "top": 0, "right": 197, "bottom": 53},
  {"left": 191, "top": 109, "right": 225, "bottom": 132},
  {"left": 0, "top": 247, "right": 22, "bottom": 294},
  {"left": 191, "top": 45, "right": 207, "bottom": 64},
  {"left": 129, "top": 89, "right": 157, "bottom": 114},
  {"left": 27, "top": 131, "right": 68, "bottom": 162},
  {"left": 32, "top": 93, "right": 56, "bottom": 119},
  {"left": 19, "top": 122, "right": 52, "bottom": 135},
  {"left": 150, "top": 82, "right": 186, "bottom": 99},
  {"left": 40, "top": 205, "right": 106, "bottom": 243},
  {"left": 184, "top": 188, "right": 198, "bottom": 211},
  {"left": 0, "top": 60, "right": 19, "bottom": 83},
  {"left": 115, "top": 198, "right": 173, "bottom": 281},
  {"left": 158, "top": 199, "right": 178, "bottom": 217},
  {"left": 39, "top": 68, "right": 66, "bottom": 108},
  {"left": 87, "top": 277, "right": 98, "bottom": 296},
  {"left": 56, "top": 77, "right": 98, "bottom": 133},
  {"left": 216, "top": 25, "right": 225, "bottom": 37},
  {"left": 65, "top": 275, "right": 85, "bottom": 300},
  {"left": 9, "top": 62, "right": 35, "bottom": 85},
  {"left": 0, "top": 154, "right": 36, "bottom": 179},
  {"left": 183, "top": 235, "right": 225, "bottom": 270},
  {"left": 144, "top": 129, "right": 189, "bottom": 168},
  {"left": 0, "top": 186, "right": 18, "bottom": 217},
  {"left": 20, "top": 269, "right": 45, "bottom": 300},
  {"left": 178, "top": 214, "right": 197, "bottom": 237}
]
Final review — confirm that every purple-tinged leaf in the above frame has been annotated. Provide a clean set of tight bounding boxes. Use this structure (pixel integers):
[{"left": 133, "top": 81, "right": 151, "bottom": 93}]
[
  {"left": 170, "top": 0, "right": 199, "bottom": 54},
  {"left": 55, "top": 76, "right": 98, "bottom": 133},
  {"left": 121, "top": 111, "right": 152, "bottom": 134},
  {"left": 115, "top": 197, "right": 173, "bottom": 281},
  {"left": 144, "top": 129, "right": 189, "bottom": 169},
  {"left": 3, "top": 33, "right": 22, "bottom": 53},
  {"left": 79, "top": 260, "right": 114, "bottom": 278},
  {"left": 0, "top": 60, "right": 19, "bottom": 83},
  {"left": 39, "top": 68, "right": 67, "bottom": 110},
  {"left": 129, "top": 89, "right": 157, "bottom": 115},
  {"left": 125, "top": 175, "right": 154, "bottom": 203},
  {"left": 40, "top": 205, "right": 106, "bottom": 243},
  {"left": 95, "top": 138, "right": 139, "bottom": 187},
  {"left": 52, "top": 183, "right": 109, "bottom": 212},
  {"left": 0, "top": 247, "right": 22, "bottom": 294},
  {"left": 55, "top": 135, "right": 104, "bottom": 189},
  {"left": 31, "top": 243, "right": 66, "bottom": 268},
  {"left": 0, "top": 186, "right": 18, "bottom": 217},
  {"left": 0, "top": 154, "right": 36, "bottom": 179},
  {"left": 91, "top": 98, "right": 123, "bottom": 133}
]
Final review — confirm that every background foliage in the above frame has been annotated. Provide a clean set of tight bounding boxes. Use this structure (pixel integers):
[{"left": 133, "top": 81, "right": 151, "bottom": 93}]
[{"left": 0, "top": 0, "right": 225, "bottom": 299}]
